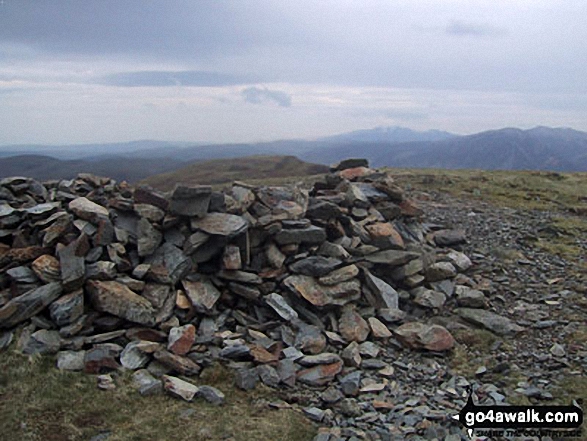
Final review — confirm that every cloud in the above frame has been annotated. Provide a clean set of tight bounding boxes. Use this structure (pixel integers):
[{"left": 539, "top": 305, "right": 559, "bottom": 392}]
[
  {"left": 98, "top": 70, "right": 256, "bottom": 87},
  {"left": 242, "top": 86, "right": 292, "bottom": 107},
  {"left": 445, "top": 20, "right": 507, "bottom": 37}
]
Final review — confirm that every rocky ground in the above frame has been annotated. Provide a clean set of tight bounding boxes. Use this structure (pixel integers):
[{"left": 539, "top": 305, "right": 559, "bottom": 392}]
[{"left": 0, "top": 162, "right": 585, "bottom": 441}]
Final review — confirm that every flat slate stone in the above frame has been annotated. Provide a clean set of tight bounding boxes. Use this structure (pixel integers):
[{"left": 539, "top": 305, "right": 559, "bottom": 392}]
[
  {"left": 284, "top": 275, "right": 360, "bottom": 307},
  {"left": 169, "top": 185, "right": 211, "bottom": 217},
  {"left": 0, "top": 282, "right": 63, "bottom": 329},
  {"left": 457, "top": 308, "right": 525, "bottom": 335},
  {"left": 86, "top": 280, "right": 156, "bottom": 326},
  {"left": 192, "top": 213, "right": 248, "bottom": 237}
]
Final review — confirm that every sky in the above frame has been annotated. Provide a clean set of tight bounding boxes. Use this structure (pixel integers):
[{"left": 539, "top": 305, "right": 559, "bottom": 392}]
[{"left": 1, "top": 0, "right": 586, "bottom": 145}]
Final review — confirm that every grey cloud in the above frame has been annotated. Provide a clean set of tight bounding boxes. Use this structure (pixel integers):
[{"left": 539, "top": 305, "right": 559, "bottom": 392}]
[
  {"left": 242, "top": 87, "right": 292, "bottom": 107},
  {"left": 98, "top": 71, "right": 256, "bottom": 87},
  {"left": 446, "top": 20, "right": 507, "bottom": 37}
]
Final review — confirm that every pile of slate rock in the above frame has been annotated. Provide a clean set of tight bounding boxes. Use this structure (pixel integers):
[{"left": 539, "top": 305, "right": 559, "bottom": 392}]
[{"left": 0, "top": 159, "right": 485, "bottom": 435}]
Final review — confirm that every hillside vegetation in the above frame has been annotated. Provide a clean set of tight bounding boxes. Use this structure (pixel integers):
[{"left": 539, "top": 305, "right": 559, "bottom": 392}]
[{"left": 141, "top": 155, "right": 328, "bottom": 191}]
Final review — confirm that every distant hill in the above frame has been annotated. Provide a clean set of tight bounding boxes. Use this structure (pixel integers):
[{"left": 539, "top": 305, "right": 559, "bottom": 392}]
[
  {"left": 0, "top": 155, "right": 185, "bottom": 182},
  {"left": 317, "top": 126, "right": 456, "bottom": 144},
  {"left": 141, "top": 155, "right": 329, "bottom": 191},
  {"left": 1, "top": 126, "right": 586, "bottom": 179}
]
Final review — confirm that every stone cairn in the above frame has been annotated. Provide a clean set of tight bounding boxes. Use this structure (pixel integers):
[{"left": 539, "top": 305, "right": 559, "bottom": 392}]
[{"left": 0, "top": 159, "right": 478, "bottom": 431}]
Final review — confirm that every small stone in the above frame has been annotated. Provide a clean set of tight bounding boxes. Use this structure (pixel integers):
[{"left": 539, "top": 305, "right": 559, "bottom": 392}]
[
  {"left": 97, "top": 374, "right": 116, "bottom": 391},
  {"left": 182, "top": 279, "right": 221, "bottom": 313},
  {"left": 358, "top": 341, "right": 381, "bottom": 358},
  {"left": 412, "top": 287, "right": 447, "bottom": 309},
  {"left": 84, "top": 345, "right": 121, "bottom": 374},
  {"left": 284, "top": 275, "right": 360, "bottom": 307},
  {"left": 394, "top": 322, "right": 455, "bottom": 351},
  {"left": 363, "top": 270, "right": 399, "bottom": 309},
  {"left": 69, "top": 197, "right": 109, "bottom": 223},
  {"left": 169, "top": 185, "right": 211, "bottom": 218},
  {"left": 275, "top": 225, "right": 327, "bottom": 246},
  {"left": 137, "top": 218, "right": 162, "bottom": 257},
  {"left": 331, "top": 158, "right": 369, "bottom": 171},
  {"left": 265, "top": 293, "right": 298, "bottom": 321},
  {"left": 20, "top": 329, "right": 61, "bottom": 355},
  {"left": 86, "top": 280, "right": 156, "bottom": 327},
  {"left": 298, "top": 353, "right": 342, "bottom": 367},
  {"left": 192, "top": 212, "right": 248, "bottom": 237},
  {"left": 153, "top": 350, "right": 201, "bottom": 376},
  {"left": 257, "top": 364, "right": 281, "bottom": 388},
  {"left": 425, "top": 262, "right": 457, "bottom": 282},
  {"left": 222, "top": 245, "right": 242, "bottom": 270},
  {"left": 341, "top": 342, "right": 362, "bottom": 367},
  {"left": 59, "top": 240, "right": 86, "bottom": 291},
  {"left": 550, "top": 343, "right": 566, "bottom": 357},
  {"left": 290, "top": 256, "right": 342, "bottom": 277},
  {"left": 132, "top": 369, "right": 162, "bottom": 396},
  {"left": 455, "top": 286, "right": 486, "bottom": 308},
  {"left": 49, "top": 289, "right": 84, "bottom": 326},
  {"left": 162, "top": 375, "right": 199, "bottom": 401},
  {"left": 340, "top": 371, "right": 361, "bottom": 396},
  {"left": 168, "top": 324, "right": 196, "bottom": 356},
  {"left": 57, "top": 350, "right": 86, "bottom": 371},
  {"left": 447, "top": 251, "right": 472, "bottom": 271},
  {"left": 368, "top": 317, "right": 392, "bottom": 338},
  {"left": 295, "top": 323, "right": 327, "bottom": 355},
  {"left": 198, "top": 385, "right": 225, "bottom": 405},
  {"left": 303, "top": 407, "right": 325, "bottom": 422},
  {"left": 235, "top": 367, "right": 259, "bottom": 390},
  {"left": 319, "top": 265, "right": 359, "bottom": 286},
  {"left": 457, "top": 308, "right": 524, "bottom": 335},
  {"left": 433, "top": 229, "right": 466, "bottom": 247},
  {"left": 297, "top": 360, "right": 343, "bottom": 387},
  {"left": 120, "top": 341, "right": 153, "bottom": 370},
  {"left": 31, "top": 254, "right": 61, "bottom": 283},
  {"left": 339, "top": 307, "right": 370, "bottom": 342},
  {"left": 0, "top": 282, "right": 63, "bottom": 329}
]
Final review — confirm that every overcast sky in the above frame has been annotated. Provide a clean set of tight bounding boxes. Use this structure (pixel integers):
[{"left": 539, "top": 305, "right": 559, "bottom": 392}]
[{"left": 1, "top": 0, "right": 586, "bottom": 145}]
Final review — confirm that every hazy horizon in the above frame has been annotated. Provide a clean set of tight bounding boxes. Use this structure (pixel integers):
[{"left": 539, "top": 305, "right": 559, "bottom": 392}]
[{"left": 1, "top": 1, "right": 586, "bottom": 145}]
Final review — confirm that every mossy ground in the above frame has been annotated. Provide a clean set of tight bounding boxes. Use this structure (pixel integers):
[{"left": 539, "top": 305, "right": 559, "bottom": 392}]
[{"left": 0, "top": 342, "right": 316, "bottom": 441}]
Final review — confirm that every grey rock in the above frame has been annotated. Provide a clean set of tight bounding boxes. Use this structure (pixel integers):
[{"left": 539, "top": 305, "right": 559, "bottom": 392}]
[
  {"left": 192, "top": 212, "right": 248, "bottom": 237},
  {"left": 86, "top": 280, "right": 156, "bottom": 327},
  {"left": 7, "top": 266, "right": 39, "bottom": 284},
  {"left": 276, "top": 358, "right": 297, "bottom": 387},
  {"left": 154, "top": 350, "right": 201, "bottom": 376},
  {"left": 425, "top": 262, "right": 457, "bottom": 282},
  {"left": 319, "top": 264, "right": 359, "bottom": 286},
  {"left": 86, "top": 261, "right": 117, "bottom": 280},
  {"left": 219, "top": 344, "right": 251, "bottom": 360},
  {"left": 455, "top": 286, "right": 486, "bottom": 308},
  {"left": 412, "top": 287, "right": 447, "bottom": 309},
  {"left": 162, "top": 375, "right": 199, "bottom": 401},
  {"left": 457, "top": 308, "right": 525, "bottom": 335},
  {"left": 318, "top": 241, "right": 351, "bottom": 259},
  {"left": 341, "top": 341, "right": 362, "bottom": 367},
  {"left": 0, "top": 331, "right": 13, "bottom": 350},
  {"left": 284, "top": 275, "right": 360, "bottom": 307},
  {"left": 433, "top": 229, "right": 466, "bottom": 247},
  {"left": 69, "top": 197, "right": 109, "bottom": 223},
  {"left": 290, "top": 256, "right": 342, "bottom": 277},
  {"left": 132, "top": 369, "right": 163, "bottom": 396},
  {"left": 59, "top": 240, "right": 85, "bottom": 291},
  {"left": 340, "top": 371, "right": 362, "bottom": 396},
  {"left": 229, "top": 282, "right": 260, "bottom": 300},
  {"left": 363, "top": 250, "right": 420, "bottom": 266},
  {"left": 57, "top": 350, "right": 86, "bottom": 371},
  {"left": 217, "top": 270, "right": 262, "bottom": 285},
  {"left": 235, "top": 367, "right": 258, "bottom": 390},
  {"left": 363, "top": 270, "right": 399, "bottom": 309},
  {"left": 0, "top": 282, "right": 63, "bottom": 329},
  {"left": 21, "top": 329, "right": 61, "bottom": 355},
  {"left": 275, "top": 225, "right": 327, "bottom": 245},
  {"left": 298, "top": 353, "right": 342, "bottom": 367},
  {"left": 144, "top": 243, "right": 192, "bottom": 285},
  {"left": 265, "top": 293, "right": 298, "bottom": 321},
  {"left": 304, "top": 406, "right": 326, "bottom": 422},
  {"left": 120, "top": 340, "right": 152, "bottom": 370},
  {"left": 294, "top": 323, "right": 327, "bottom": 355},
  {"left": 49, "top": 289, "right": 84, "bottom": 326},
  {"left": 331, "top": 158, "right": 369, "bottom": 171},
  {"left": 306, "top": 201, "right": 342, "bottom": 220},
  {"left": 182, "top": 279, "right": 221, "bottom": 312},
  {"left": 257, "top": 364, "right": 281, "bottom": 388},
  {"left": 198, "top": 385, "right": 226, "bottom": 405},
  {"left": 169, "top": 185, "right": 211, "bottom": 217},
  {"left": 183, "top": 231, "right": 210, "bottom": 255},
  {"left": 137, "top": 218, "right": 162, "bottom": 257}
]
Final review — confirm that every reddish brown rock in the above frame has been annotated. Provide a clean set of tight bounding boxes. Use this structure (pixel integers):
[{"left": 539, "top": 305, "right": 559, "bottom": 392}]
[
  {"left": 339, "top": 307, "right": 370, "bottom": 343},
  {"left": 167, "top": 324, "right": 196, "bottom": 356},
  {"left": 365, "top": 222, "right": 405, "bottom": 249},
  {"left": 394, "top": 322, "right": 455, "bottom": 351},
  {"left": 297, "top": 360, "right": 343, "bottom": 386},
  {"left": 31, "top": 254, "right": 61, "bottom": 283}
]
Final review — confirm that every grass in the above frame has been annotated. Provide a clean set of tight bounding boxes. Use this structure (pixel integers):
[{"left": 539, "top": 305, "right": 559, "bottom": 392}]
[{"left": 0, "top": 343, "right": 316, "bottom": 441}]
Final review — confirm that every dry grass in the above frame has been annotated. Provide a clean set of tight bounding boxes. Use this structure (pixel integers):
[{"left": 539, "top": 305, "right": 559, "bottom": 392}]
[{"left": 0, "top": 343, "right": 316, "bottom": 441}]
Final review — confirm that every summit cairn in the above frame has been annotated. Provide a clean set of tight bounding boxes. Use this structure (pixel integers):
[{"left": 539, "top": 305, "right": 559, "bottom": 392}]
[{"left": 0, "top": 161, "right": 512, "bottom": 437}]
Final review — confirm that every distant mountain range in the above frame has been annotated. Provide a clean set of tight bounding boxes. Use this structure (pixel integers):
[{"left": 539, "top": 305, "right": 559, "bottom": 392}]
[{"left": 1, "top": 126, "right": 586, "bottom": 182}]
